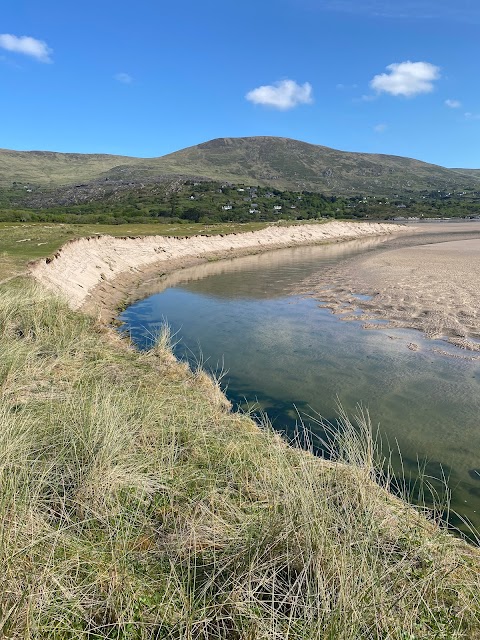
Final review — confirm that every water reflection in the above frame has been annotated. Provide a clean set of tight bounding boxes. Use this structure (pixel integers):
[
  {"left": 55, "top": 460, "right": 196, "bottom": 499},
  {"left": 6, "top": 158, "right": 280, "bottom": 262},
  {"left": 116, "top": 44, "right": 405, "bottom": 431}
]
[
  {"left": 138, "top": 236, "right": 391, "bottom": 301},
  {"left": 120, "top": 238, "right": 480, "bottom": 538}
]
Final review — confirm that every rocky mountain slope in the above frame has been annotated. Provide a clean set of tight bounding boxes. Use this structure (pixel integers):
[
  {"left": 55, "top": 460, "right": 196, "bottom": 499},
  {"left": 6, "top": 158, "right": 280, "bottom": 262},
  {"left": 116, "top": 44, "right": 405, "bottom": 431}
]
[{"left": 2, "top": 137, "right": 479, "bottom": 196}]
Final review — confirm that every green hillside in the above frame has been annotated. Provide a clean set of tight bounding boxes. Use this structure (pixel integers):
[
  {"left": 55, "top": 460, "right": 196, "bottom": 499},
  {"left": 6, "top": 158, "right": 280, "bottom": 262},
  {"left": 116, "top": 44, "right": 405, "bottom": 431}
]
[
  {"left": 2, "top": 137, "right": 480, "bottom": 196},
  {"left": 126, "top": 136, "right": 480, "bottom": 195},
  {"left": 452, "top": 168, "right": 480, "bottom": 179},
  {"left": 0, "top": 148, "right": 142, "bottom": 186}
]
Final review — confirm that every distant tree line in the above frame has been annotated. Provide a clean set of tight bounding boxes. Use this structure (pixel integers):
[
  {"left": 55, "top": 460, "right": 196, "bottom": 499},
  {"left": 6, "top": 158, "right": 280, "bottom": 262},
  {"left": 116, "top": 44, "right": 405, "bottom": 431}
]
[{"left": 0, "top": 179, "right": 479, "bottom": 224}]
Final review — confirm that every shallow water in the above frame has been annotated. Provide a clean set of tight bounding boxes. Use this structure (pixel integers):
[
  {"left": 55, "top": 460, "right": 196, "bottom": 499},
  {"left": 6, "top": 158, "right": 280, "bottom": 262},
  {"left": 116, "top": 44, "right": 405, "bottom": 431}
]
[{"left": 120, "top": 238, "right": 480, "bottom": 537}]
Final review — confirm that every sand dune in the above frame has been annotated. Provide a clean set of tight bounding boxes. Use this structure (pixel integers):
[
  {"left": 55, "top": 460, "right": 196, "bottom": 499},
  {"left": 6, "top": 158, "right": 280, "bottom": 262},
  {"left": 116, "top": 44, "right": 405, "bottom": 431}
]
[{"left": 31, "top": 221, "right": 410, "bottom": 315}]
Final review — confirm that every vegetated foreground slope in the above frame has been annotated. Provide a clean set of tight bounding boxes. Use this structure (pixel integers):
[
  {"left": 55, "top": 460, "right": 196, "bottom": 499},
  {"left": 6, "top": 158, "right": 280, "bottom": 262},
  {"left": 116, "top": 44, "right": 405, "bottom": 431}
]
[
  {"left": 1, "top": 278, "right": 480, "bottom": 639},
  {"left": 3, "top": 136, "right": 480, "bottom": 195}
]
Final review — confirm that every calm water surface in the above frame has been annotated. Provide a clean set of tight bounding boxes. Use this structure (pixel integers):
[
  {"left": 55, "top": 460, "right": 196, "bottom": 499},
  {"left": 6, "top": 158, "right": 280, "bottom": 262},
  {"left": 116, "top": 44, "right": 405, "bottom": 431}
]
[{"left": 120, "top": 238, "right": 480, "bottom": 537}]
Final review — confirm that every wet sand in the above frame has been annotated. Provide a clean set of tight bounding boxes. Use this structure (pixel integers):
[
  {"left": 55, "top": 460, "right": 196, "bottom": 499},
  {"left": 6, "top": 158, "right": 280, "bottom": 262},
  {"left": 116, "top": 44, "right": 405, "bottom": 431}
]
[{"left": 296, "top": 222, "right": 480, "bottom": 350}]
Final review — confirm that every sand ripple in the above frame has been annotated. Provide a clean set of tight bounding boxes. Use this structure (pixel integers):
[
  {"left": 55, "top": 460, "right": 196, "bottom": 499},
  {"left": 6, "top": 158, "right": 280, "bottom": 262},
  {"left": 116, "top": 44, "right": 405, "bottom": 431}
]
[{"left": 296, "top": 223, "right": 480, "bottom": 350}]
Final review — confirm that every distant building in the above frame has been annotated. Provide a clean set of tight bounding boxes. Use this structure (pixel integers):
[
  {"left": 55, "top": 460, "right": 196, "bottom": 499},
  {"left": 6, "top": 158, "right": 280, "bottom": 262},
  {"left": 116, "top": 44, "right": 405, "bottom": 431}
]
[
  {"left": 222, "top": 205, "right": 233, "bottom": 211},
  {"left": 274, "top": 205, "right": 282, "bottom": 211}
]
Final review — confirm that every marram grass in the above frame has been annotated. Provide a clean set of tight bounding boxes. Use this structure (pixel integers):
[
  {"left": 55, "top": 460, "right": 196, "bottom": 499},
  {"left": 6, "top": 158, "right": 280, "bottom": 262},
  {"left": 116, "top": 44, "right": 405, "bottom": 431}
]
[{"left": 0, "top": 278, "right": 479, "bottom": 639}]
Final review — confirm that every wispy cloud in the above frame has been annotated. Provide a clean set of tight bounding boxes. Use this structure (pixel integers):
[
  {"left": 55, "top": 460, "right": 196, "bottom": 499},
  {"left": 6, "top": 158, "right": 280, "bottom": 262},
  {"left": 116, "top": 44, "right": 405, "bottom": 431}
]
[
  {"left": 246, "top": 79, "right": 313, "bottom": 110},
  {"left": 370, "top": 61, "right": 440, "bottom": 97},
  {"left": 465, "top": 112, "right": 480, "bottom": 121},
  {"left": 373, "top": 123, "right": 388, "bottom": 133},
  {"left": 114, "top": 72, "right": 133, "bottom": 84},
  {"left": 0, "top": 53, "right": 22, "bottom": 69},
  {"left": 336, "top": 82, "right": 358, "bottom": 90},
  {"left": 445, "top": 99, "right": 461, "bottom": 109},
  {"left": 0, "top": 34, "right": 52, "bottom": 63},
  {"left": 316, "top": 0, "right": 480, "bottom": 22},
  {"left": 357, "top": 94, "right": 377, "bottom": 103}
]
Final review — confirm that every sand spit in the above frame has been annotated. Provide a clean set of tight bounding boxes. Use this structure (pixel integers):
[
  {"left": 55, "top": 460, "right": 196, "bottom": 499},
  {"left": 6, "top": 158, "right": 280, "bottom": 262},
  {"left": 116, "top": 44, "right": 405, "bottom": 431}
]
[
  {"left": 296, "top": 223, "right": 480, "bottom": 350},
  {"left": 30, "top": 221, "right": 410, "bottom": 315}
]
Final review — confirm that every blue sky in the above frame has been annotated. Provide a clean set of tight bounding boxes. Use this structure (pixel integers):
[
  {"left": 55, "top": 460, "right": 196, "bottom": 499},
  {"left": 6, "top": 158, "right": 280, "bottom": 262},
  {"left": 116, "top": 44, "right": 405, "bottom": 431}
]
[{"left": 1, "top": 0, "right": 479, "bottom": 167}]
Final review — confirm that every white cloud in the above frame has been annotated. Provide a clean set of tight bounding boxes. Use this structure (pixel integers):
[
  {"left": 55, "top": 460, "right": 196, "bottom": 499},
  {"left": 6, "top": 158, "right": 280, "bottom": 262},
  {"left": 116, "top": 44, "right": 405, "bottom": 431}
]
[
  {"left": 114, "top": 72, "right": 133, "bottom": 84},
  {"left": 0, "top": 34, "right": 52, "bottom": 63},
  {"left": 373, "top": 123, "right": 388, "bottom": 133},
  {"left": 465, "top": 112, "right": 480, "bottom": 120},
  {"left": 246, "top": 79, "right": 313, "bottom": 110},
  {"left": 370, "top": 61, "right": 440, "bottom": 97},
  {"left": 445, "top": 99, "right": 461, "bottom": 108}
]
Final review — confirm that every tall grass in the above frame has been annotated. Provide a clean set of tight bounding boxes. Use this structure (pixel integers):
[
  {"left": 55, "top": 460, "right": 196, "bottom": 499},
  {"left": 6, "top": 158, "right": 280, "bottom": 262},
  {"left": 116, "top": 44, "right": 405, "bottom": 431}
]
[{"left": 0, "top": 279, "right": 479, "bottom": 638}]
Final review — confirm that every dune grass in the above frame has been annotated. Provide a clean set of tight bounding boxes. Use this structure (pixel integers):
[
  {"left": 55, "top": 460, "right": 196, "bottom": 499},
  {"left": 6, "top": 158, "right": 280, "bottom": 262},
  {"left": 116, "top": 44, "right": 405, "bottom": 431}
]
[{"left": 0, "top": 278, "right": 479, "bottom": 638}]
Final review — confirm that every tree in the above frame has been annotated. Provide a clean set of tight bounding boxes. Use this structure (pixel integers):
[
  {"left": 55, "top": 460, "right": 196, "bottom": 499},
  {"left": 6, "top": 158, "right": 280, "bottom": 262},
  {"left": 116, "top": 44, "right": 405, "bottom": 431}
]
[{"left": 182, "top": 207, "right": 203, "bottom": 223}]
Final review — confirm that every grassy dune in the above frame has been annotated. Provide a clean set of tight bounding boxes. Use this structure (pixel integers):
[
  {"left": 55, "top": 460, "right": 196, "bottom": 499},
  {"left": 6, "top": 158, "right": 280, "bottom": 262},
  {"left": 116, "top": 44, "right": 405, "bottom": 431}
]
[
  {"left": 1, "top": 224, "right": 480, "bottom": 638},
  {"left": 0, "top": 222, "right": 269, "bottom": 281}
]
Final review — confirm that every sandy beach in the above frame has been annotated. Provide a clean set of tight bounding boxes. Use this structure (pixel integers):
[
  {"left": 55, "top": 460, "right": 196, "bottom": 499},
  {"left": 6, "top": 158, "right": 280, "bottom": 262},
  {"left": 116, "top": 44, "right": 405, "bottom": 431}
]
[
  {"left": 30, "top": 221, "right": 410, "bottom": 321},
  {"left": 295, "top": 222, "right": 480, "bottom": 350}
]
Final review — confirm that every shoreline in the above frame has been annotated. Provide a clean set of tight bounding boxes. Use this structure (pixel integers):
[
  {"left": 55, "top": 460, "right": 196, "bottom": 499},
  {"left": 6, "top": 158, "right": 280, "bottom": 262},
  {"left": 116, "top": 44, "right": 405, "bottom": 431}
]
[
  {"left": 30, "top": 221, "right": 412, "bottom": 322},
  {"left": 294, "top": 222, "right": 480, "bottom": 351}
]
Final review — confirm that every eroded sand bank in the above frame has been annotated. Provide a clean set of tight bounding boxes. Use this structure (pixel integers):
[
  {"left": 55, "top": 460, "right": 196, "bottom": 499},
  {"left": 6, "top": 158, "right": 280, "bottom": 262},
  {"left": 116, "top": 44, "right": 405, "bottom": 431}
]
[
  {"left": 296, "top": 222, "right": 480, "bottom": 350},
  {"left": 30, "top": 221, "right": 410, "bottom": 319}
]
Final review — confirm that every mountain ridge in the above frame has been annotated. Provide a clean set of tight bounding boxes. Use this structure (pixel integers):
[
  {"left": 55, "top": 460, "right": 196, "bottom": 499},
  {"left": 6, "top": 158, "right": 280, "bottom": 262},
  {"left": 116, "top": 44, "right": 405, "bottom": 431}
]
[{"left": 1, "top": 136, "right": 479, "bottom": 195}]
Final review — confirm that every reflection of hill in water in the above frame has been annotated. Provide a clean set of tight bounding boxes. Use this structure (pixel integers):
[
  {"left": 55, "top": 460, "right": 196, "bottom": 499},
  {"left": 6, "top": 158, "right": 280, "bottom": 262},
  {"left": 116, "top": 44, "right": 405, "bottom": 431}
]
[{"left": 165, "top": 237, "right": 389, "bottom": 300}]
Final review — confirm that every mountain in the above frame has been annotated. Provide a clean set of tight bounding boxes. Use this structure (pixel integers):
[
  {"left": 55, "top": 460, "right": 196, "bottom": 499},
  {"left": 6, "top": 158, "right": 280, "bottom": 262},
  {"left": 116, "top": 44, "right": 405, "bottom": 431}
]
[
  {"left": 452, "top": 168, "right": 480, "bottom": 179},
  {"left": 2, "top": 137, "right": 479, "bottom": 196},
  {"left": 0, "top": 149, "right": 144, "bottom": 187},
  {"left": 124, "top": 137, "right": 480, "bottom": 194}
]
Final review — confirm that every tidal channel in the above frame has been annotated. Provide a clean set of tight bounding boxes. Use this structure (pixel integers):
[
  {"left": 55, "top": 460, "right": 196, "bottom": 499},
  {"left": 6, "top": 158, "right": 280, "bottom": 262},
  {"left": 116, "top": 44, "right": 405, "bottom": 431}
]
[{"left": 119, "top": 236, "right": 480, "bottom": 539}]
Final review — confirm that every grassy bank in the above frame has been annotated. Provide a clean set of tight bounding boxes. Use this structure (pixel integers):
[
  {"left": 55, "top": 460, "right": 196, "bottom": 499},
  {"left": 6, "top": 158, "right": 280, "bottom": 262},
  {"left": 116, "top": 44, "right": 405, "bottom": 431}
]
[
  {"left": 0, "top": 221, "right": 270, "bottom": 281},
  {"left": 1, "top": 222, "right": 480, "bottom": 638},
  {"left": 1, "top": 277, "right": 480, "bottom": 639}
]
